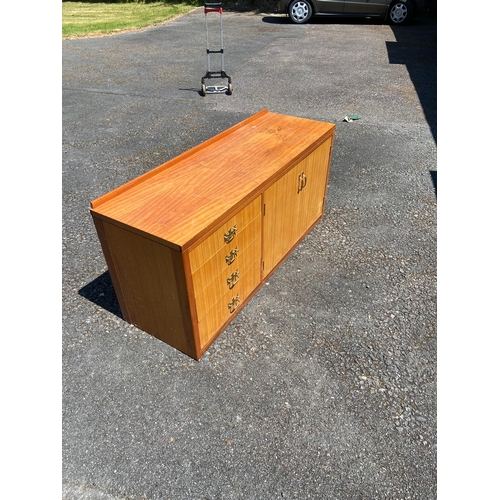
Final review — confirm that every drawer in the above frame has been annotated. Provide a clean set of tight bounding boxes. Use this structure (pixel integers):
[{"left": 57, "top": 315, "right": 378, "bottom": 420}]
[
  {"left": 193, "top": 237, "right": 261, "bottom": 320},
  {"left": 197, "top": 260, "right": 261, "bottom": 348},
  {"left": 191, "top": 215, "right": 261, "bottom": 298},
  {"left": 189, "top": 196, "right": 261, "bottom": 273}
]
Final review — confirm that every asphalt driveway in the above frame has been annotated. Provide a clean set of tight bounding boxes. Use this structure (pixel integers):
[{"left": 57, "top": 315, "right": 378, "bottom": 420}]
[{"left": 62, "top": 9, "right": 437, "bottom": 499}]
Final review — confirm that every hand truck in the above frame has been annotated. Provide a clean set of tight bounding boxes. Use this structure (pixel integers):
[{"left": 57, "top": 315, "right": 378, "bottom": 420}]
[{"left": 201, "top": 2, "right": 233, "bottom": 96}]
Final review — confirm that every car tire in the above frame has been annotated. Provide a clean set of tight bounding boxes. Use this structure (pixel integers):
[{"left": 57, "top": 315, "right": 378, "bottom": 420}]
[
  {"left": 388, "top": 0, "right": 413, "bottom": 25},
  {"left": 288, "top": 0, "right": 313, "bottom": 24}
]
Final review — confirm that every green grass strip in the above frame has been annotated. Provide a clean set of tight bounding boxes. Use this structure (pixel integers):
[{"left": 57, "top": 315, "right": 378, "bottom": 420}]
[{"left": 63, "top": 1, "right": 203, "bottom": 38}]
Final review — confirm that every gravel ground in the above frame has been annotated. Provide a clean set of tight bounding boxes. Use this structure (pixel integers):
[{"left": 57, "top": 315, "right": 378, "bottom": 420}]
[{"left": 62, "top": 9, "right": 437, "bottom": 499}]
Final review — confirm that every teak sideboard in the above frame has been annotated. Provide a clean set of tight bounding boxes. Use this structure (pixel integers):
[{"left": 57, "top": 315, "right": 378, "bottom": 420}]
[{"left": 90, "top": 109, "right": 335, "bottom": 360}]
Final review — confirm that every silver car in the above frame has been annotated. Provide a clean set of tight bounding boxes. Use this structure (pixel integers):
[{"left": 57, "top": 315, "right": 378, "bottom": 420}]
[{"left": 278, "top": 0, "right": 426, "bottom": 24}]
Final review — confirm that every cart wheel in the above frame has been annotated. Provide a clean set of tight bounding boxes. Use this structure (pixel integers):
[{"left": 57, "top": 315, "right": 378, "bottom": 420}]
[
  {"left": 201, "top": 84, "right": 206, "bottom": 96},
  {"left": 226, "top": 83, "right": 233, "bottom": 95}
]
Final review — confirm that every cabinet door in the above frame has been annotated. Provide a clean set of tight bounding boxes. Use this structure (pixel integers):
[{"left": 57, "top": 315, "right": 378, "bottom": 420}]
[
  {"left": 262, "top": 138, "right": 332, "bottom": 277},
  {"left": 293, "top": 138, "right": 332, "bottom": 239},
  {"left": 262, "top": 162, "right": 302, "bottom": 276}
]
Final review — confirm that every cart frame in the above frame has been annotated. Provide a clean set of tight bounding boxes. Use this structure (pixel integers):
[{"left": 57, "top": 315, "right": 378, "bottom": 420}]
[{"left": 201, "top": 2, "right": 233, "bottom": 96}]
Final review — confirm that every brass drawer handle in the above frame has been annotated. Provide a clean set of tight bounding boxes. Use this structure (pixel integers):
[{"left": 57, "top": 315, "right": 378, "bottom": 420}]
[
  {"left": 228, "top": 294, "right": 240, "bottom": 314},
  {"left": 226, "top": 269, "right": 240, "bottom": 289},
  {"left": 224, "top": 225, "right": 238, "bottom": 244},
  {"left": 298, "top": 171, "right": 307, "bottom": 193},
  {"left": 225, "top": 247, "right": 239, "bottom": 265}
]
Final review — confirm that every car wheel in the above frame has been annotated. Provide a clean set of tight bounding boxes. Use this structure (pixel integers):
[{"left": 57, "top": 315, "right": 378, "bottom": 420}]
[
  {"left": 388, "top": 1, "right": 413, "bottom": 25},
  {"left": 288, "top": 0, "right": 313, "bottom": 24}
]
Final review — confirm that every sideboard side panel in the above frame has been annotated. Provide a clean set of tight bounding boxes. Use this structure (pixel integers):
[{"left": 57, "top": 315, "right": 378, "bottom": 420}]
[
  {"left": 91, "top": 215, "right": 131, "bottom": 323},
  {"left": 98, "top": 221, "right": 195, "bottom": 357}
]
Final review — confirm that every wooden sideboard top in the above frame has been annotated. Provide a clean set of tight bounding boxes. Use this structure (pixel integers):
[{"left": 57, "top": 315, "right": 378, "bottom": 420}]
[{"left": 90, "top": 109, "right": 335, "bottom": 251}]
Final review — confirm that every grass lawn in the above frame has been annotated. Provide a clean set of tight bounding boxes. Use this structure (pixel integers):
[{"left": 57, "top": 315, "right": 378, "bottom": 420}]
[{"left": 62, "top": 1, "right": 203, "bottom": 38}]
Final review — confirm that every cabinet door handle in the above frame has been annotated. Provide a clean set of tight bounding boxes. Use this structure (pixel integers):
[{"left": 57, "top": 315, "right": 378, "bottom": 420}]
[
  {"left": 225, "top": 247, "right": 239, "bottom": 265},
  {"left": 298, "top": 172, "right": 307, "bottom": 193},
  {"left": 228, "top": 294, "right": 240, "bottom": 313},
  {"left": 224, "top": 225, "right": 237, "bottom": 244},
  {"left": 226, "top": 269, "right": 240, "bottom": 289}
]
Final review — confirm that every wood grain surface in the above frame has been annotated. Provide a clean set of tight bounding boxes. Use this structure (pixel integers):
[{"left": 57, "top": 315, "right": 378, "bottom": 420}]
[{"left": 90, "top": 110, "right": 334, "bottom": 250}]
